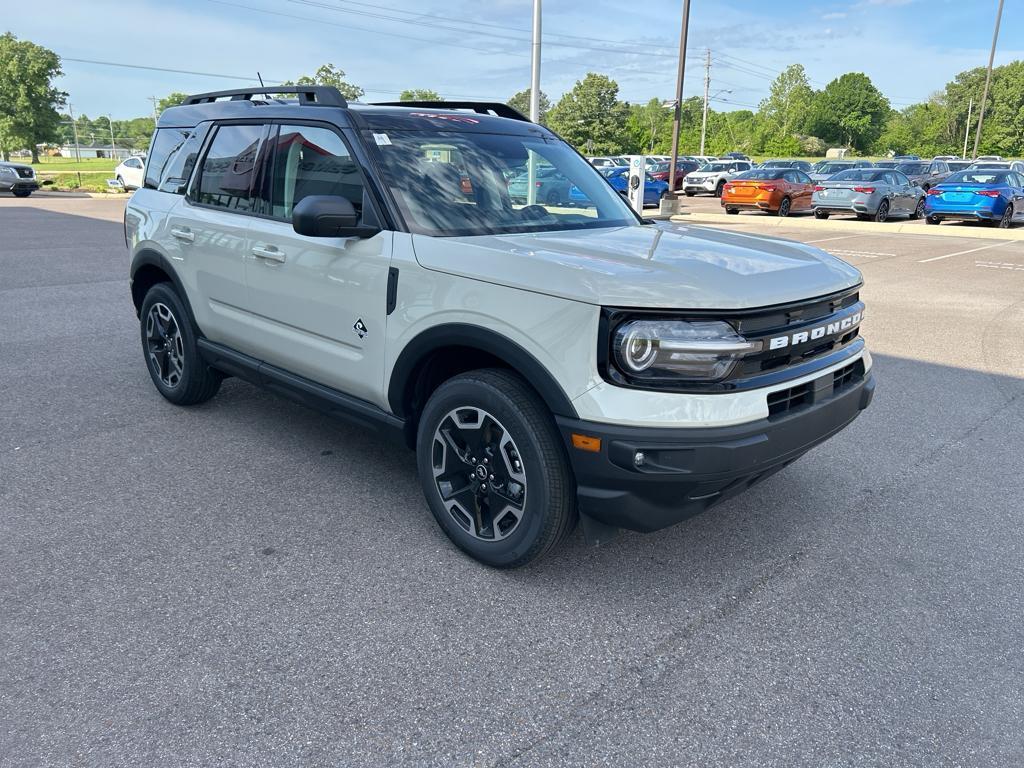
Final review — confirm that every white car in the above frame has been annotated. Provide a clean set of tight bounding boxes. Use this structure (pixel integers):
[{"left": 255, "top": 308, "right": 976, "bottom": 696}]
[
  {"left": 125, "top": 88, "right": 873, "bottom": 567},
  {"left": 114, "top": 156, "right": 146, "bottom": 190},
  {"left": 682, "top": 160, "right": 752, "bottom": 197}
]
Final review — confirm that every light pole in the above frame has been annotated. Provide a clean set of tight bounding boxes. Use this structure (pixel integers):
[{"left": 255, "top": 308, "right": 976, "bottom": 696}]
[
  {"left": 527, "top": 0, "right": 542, "bottom": 205},
  {"left": 107, "top": 114, "right": 117, "bottom": 161},
  {"left": 700, "top": 89, "right": 731, "bottom": 155},
  {"left": 972, "top": 0, "right": 1004, "bottom": 159},
  {"left": 667, "top": 0, "right": 691, "bottom": 198},
  {"left": 962, "top": 97, "right": 973, "bottom": 159}
]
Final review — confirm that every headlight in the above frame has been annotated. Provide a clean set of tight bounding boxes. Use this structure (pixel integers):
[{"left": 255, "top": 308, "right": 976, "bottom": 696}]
[{"left": 612, "top": 319, "right": 762, "bottom": 382}]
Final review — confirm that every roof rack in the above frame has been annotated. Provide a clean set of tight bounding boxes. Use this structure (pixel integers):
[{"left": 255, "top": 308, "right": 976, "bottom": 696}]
[
  {"left": 370, "top": 100, "right": 530, "bottom": 123},
  {"left": 182, "top": 86, "right": 348, "bottom": 108}
]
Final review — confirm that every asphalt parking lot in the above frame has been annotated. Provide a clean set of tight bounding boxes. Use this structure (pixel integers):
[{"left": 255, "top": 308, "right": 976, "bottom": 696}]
[{"left": 2, "top": 195, "right": 1024, "bottom": 767}]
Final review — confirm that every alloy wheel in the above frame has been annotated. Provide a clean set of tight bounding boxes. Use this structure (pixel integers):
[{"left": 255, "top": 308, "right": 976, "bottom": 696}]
[
  {"left": 431, "top": 406, "right": 527, "bottom": 542},
  {"left": 145, "top": 302, "right": 184, "bottom": 388},
  {"left": 999, "top": 205, "right": 1013, "bottom": 228}
]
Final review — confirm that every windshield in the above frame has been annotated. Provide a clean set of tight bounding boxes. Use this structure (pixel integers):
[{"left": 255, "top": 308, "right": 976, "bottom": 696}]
[
  {"left": 946, "top": 161, "right": 972, "bottom": 172},
  {"left": 874, "top": 161, "right": 899, "bottom": 168},
  {"left": 760, "top": 160, "right": 793, "bottom": 167},
  {"left": 830, "top": 169, "right": 886, "bottom": 182},
  {"left": 368, "top": 131, "right": 638, "bottom": 237},
  {"left": 734, "top": 169, "right": 785, "bottom": 180},
  {"left": 945, "top": 171, "right": 1009, "bottom": 185},
  {"left": 815, "top": 163, "right": 853, "bottom": 174},
  {"left": 971, "top": 163, "right": 1009, "bottom": 170},
  {"left": 897, "top": 163, "right": 929, "bottom": 174},
  {"left": 699, "top": 163, "right": 732, "bottom": 172}
]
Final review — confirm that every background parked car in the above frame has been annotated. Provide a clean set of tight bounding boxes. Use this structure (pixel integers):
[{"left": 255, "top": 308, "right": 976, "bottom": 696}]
[
  {"left": 809, "top": 159, "right": 874, "bottom": 181},
  {"left": 925, "top": 169, "right": 1024, "bottom": 228},
  {"left": 759, "top": 159, "right": 813, "bottom": 172},
  {"left": 873, "top": 160, "right": 901, "bottom": 169},
  {"left": 682, "top": 160, "right": 753, "bottom": 197},
  {"left": 114, "top": 156, "right": 146, "bottom": 190},
  {"left": 721, "top": 167, "right": 815, "bottom": 216},
  {"left": 893, "top": 154, "right": 920, "bottom": 162},
  {"left": 507, "top": 166, "right": 573, "bottom": 205},
  {"left": 570, "top": 167, "right": 669, "bottom": 207},
  {"left": 895, "top": 160, "right": 951, "bottom": 191},
  {"left": 721, "top": 151, "right": 752, "bottom": 162},
  {"left": 0, "top": 160, "right": 38, "bottom": 197},
  {"left": 812, "top": 167, "right": 926, "bottom": 222},
  {"left": 588, "top": 156, "right": 619, "bottom": 169},
  {"left": 946, "top": 160, "right": 974, "bottom": 172},
  {"left": 648, "top": 159, "right": 700, "bottom": 190},
  {"left": 969, "top": 160, "right": 1024, "bottom": 173}
]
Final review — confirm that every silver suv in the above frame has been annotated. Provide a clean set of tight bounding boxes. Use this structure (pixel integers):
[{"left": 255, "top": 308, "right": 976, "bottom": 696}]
[{"left": 126, "top": 87, "right": 874, "bottom": 567}]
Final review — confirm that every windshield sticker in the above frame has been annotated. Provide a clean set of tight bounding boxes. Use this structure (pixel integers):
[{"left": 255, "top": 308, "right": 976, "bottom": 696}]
[{"left": 373, "top": 133, "right": 393, "bottom": 146}]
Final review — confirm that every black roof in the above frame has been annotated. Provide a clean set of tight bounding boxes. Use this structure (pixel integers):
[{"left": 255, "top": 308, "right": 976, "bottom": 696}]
[{"left": 160, "top": 87, "right": 549, "bottom": 137}]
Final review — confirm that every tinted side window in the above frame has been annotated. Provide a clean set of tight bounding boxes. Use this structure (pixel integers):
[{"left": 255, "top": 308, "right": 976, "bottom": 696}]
[
  {"left": 156, "top": 124, "right": 209, "bottom": 194},
  {"left": 265, "top": 124, "right": 363, "bottom": 220},
  {"left": 196, "top": 124, "right": 265, "bottom": 211},
  {"left": 144, "top": 128, "right": 194, "bottom": 190}
]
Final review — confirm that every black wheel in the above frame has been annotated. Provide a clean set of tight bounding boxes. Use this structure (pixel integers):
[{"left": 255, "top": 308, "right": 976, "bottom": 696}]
[
  {"left": 660, "top": 189, "right": 671, "bottom": 200},
  {"left": 140, "top": 283, "right": 222, "bottom": 405},
  {"left": 926, "top": 215, "right": 941, "bottom": 225},
  {"left": 684, "top": 191, "right": 695, "bottom": 197},
  {"left": 777, "top": 197, "right": 792, "bottom": 217},
  {"left": 911, "top": 197, "right": 926, "bottom": 220},
  {"left": 714, "top": 180, "right": 726, "bottom": 198},
  {"left": 545, "top": 189, "right": 561, "bottom": 206},
  {"left": 873, "top": 200, "right": 890, "bottom": 223},
  {"left": 416, "top": 369, "right": 576, "bottom": 568},
  {"left": 814, "top": 209, "right": 829, "bottom": 220},
  {"left": 996, "top": 205, "right": 1013, "bottom": 228},
  {"left": 12, "top": 189, "right": 31, "bottom": 198},
  {"left": 725, "top": 207, "right": 739, "bottom": 215},
  {"left": 116, "top": 175, "right": 126, "bottom": 189}
]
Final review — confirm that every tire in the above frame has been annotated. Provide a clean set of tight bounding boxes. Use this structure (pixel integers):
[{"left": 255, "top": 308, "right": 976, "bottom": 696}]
[
  {"left": 814, "top": 210, "right": 829, "bottom": 220},
  {"left": 684, "top": 191, "right": 695, "bottom": 197},
  {"left": 116, "top": 175, "right": 125, "bottom": 189},
  {"left": 139, "top": 283, "right": 222, "bottom": 406},
  {"left": 545, "top": 190, "right": 560, "bottom": 206},
  {"left": 714, "top": 180, "right": 726, "bottom": 198},
  {"left": 660, "top": 189, "right": 671, "bottom": 201},
  {"left": 12, "top": 189, "right": 31, "bottom": 198},
  {"left": 777, "top": 197, "right": 791, "bottom": 217},
  {"left": 873, "top": 199, "right": 890, "bottom": 223},
  {"left": 725, "top": 207, "right": 739, "bottom": 215},
  {"left": 910, "top": 197, "right": 926, "bottom": 220},
  {"left": 926, "top": 215, "right": 941, "bottom": 225},
  {"left": 416, "top": 368, "right": 576, "bottom": 568},
  {"left": 996, "top": 205, "right": 1013, "bottom": 229}
]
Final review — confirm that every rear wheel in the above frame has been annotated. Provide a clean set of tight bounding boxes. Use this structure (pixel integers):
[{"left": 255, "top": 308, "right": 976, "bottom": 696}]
[
  {"left": 997, "top": 205, "right": 1014, "bottom": 228},
  {"left": 725, "top": 207, "right": 739, "bottom": 215},
  {"left": 873, "top": 199, "right": 890, "bottom": 223},
  {"left": 416, "top": 369, "right": 576, "bottom": 568},
  {"left": 910, "top": 197, "right": 926, "bottom": 220},
  {"left": 545, "top": 189, "right": 561, "bottom": 206},
  {"left": 139, "top": 283, "right": 222, "bottom": 405},
  {"left": 777, "top": 197, "right": 792, "bottom": 217},
  {"left": 814, "top": 210, "right": 829, "bottom": 220}
]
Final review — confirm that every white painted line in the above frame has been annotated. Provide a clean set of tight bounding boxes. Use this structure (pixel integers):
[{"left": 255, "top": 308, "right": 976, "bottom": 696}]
[
  {"left": 918, "top": 240, "right": 1012, "bottom": 263},
  {"left": 803, "top": 234, "right": 863, "bottom": 244},
  {"left": 976, "top": 260, "right": 1024, "bottom": 271},
  {"left": 829, "top": 249, "right": 896, "bottom": 258}
]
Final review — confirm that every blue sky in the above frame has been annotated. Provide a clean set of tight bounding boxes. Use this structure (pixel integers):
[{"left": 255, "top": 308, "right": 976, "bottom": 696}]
[{"left": 8, "top": 0, "right": 1024, "bottom": 119}]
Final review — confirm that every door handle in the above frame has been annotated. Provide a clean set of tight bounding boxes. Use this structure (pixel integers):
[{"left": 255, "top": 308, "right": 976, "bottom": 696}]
[
  {"left": 170, "top": 227, "right": 194, "bottom": 243},
  {"left": 251, "top": 245, "right": 286, "bottom": 263}
]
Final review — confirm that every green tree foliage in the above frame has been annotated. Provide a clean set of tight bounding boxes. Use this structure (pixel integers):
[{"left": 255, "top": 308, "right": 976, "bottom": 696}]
[
  {"left": 0, "top": 33, "right": 66, "bottom": 161},
  {"left": 809, "top": 73, "right": 890, "bottom": 152},
  {"left": 627, "top": 98, "right": 672, "bottom": 153},
  {"left": 156, "top": 92, "right": 188, "bottom": 114},
  {"left": 507, "top": 88, "right": 551, "bottom": 124},
  {"left": 757, "top": 64, "right": 813, "bottom": 146},
  {"left": 547, "top": 73, "right": 629, "bottom": 154},
  {"left": 399, "top": 88, "right": 442, "bottom": 101},
  {"left": 284, "top": 64, "right": 364, "bottom": 101}
]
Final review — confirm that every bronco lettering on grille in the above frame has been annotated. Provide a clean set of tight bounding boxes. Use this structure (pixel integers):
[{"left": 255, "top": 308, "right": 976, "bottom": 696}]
[{"left": 768, "top": 311, "right": 863, "bottom": 350}]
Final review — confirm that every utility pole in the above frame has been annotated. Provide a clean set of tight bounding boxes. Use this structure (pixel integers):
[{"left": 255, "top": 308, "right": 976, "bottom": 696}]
[
  {"left": 67, "top": 103, "right": 82, "bottom": 164},
  {"left": 527, "top": 0, "right": 541, "bottom": 205},
  {"left": 107, "top": 114, "right": 117, "bottom": 161},
  {"left": 148, "top": 96, "right": 160, "bottom": 123},
  {"left": 699, "top": 48, "right": 711, "bottom": 156},
  {"left": 667, "top": 0, "right": 691, "bottom": 198},
  {"left": 972, "top": 0, "right": 1004, "bottom": 159},
  {"left": 962, "top": 97, "right": 973, "bottom": 159}
]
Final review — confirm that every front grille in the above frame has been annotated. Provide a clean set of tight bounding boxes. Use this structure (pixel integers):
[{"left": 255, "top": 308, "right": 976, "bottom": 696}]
[
  {"left": 767, "top": 382, "right": 812, "bottom": 417},
  {"left": 833, "top": 359, "right": 865, "bottom": 392},
  {"left": 15, "top": 168, "right": 33, "bottom": 179}
]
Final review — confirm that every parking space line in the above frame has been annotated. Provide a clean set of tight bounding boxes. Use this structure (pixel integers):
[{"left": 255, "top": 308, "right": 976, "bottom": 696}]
[
  {"left": 918, "top": 241, "right": 1012, "bottom": 263},
  {"left": 828, "top": 249, "right": 896, "bottom": 259},
  {"left": 803, "top": 235, "right": 864, "bottom": 244},
  {"left": 976, "top": 260, "right": 1024, "bottom": 272}
]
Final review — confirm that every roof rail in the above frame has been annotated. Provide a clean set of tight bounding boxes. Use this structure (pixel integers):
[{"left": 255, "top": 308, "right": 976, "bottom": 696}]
[
  {"left": 182, "top": 86, "right": 348, "bottom": 108},
  {"left": 370, "top": 100, "right": 530, "bottom": 123}
]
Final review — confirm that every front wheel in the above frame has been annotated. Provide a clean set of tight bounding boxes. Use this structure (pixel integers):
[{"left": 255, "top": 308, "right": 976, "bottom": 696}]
[
  {"left": 416, "top": 369, "right": 576, "bottom": 568},
  {"left": 12, "top": 189, "right": 31, "bottom": 198},
  {"left": 714, "top": 181, "right": 726, "bottom": 198},
  {"left": 140, "top": 283, "right": 222, "bottom": 405},
  {"left": 911, "top": 197, "right": 926, "bottom": 220}
]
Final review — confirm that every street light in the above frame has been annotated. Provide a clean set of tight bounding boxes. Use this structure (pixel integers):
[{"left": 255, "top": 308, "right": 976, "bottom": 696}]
[{"left": 700, "top": 89, "right": 731, "bottom": 155}]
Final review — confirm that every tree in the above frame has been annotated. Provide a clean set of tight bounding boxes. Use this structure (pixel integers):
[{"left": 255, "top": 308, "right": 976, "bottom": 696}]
[
  {"left": 507, "top": 88, "right": 550, "bottom": 124},
  {"left": 399, "top": 88, "right": 441, "bottom": 101},
  {"left": 156, "top": 92, "right": 188, "bottom": 115},
  {"left": 757, "top": 64, "right": 813, "bottom": 146},
  {"left": 284, "top": 63, "right": 364, "bottom": 101},
  {"left": 0, "top": 34, "right": 66, "bottom": 162},
  {"left": 627, "top": 98, "right": 672, "bottom": 153},
  {"left": 808, "top": 73, "right": 890, "bottom": 152},
  {"left": 546, "top": 73, "right": 629, "bottom": 155}
]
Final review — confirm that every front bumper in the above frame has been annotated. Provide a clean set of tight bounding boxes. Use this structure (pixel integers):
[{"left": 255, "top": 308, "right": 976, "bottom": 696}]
[
  {"left": 0, "top": 179, "right": 38, "bottom": 192},
  {"left": 684, "top": 179, "right": 716, "bottom": 193},
  {"left": 558, "top": 365, "right": 874, "bottom": 534}
]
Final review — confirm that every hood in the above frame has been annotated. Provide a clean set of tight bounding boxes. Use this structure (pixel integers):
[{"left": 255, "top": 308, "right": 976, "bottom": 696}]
[
  {"left": 0, "top": 161, "right": 33, "bottom": 171},
  {"left": 411, "top": 223, "right": 862, "bottom": 309}
]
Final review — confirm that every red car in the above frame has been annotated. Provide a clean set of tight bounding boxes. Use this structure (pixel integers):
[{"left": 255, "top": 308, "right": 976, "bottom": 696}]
[
  {"left": 721, "top": 168, "right": 815, "bottom": 216},
  {"left": 648, "top": 159, "right": 700, "bottom": 191}
]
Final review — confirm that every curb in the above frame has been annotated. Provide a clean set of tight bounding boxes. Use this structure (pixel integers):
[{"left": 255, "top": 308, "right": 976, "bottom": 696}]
[
  {"left": 667, "top": 212, "right": 1024, "bottom": 241},
  {"left": 28, "top": 191, "right": 131, "bottom": 199}
]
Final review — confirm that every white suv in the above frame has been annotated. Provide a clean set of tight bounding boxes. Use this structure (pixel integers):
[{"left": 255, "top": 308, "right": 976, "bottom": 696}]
[
  {"left": 683, "top": 160, "right": 752, "bottom": 197},
  {"left": 126, "top": 87, "right": 874, "bottom": 567}
]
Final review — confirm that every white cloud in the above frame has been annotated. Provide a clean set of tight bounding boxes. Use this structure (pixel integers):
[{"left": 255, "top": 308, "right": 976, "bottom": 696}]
[{"left": 822, "top": 12, "right": 848, "bottom": 19}]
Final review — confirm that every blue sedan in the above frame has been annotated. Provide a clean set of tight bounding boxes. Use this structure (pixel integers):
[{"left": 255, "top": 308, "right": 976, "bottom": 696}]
[
  {"left": 925, "top": 169, "right": 1024, "bottom": 228},
  {"left": 569, "top": 168, "right": 669, "bottom": 208}
]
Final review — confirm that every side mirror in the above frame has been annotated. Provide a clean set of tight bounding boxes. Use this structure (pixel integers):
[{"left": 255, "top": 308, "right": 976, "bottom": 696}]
[{"left": 292, "top": 195, "right": 379, "bottom": 238}]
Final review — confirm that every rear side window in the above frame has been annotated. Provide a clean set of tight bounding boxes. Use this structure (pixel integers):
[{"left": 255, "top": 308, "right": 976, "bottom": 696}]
[
  {"left": 143, "top": 125, "right": 209, "bottom": 193},
  {"left": 195, "top": 124, "right": 265, "bottom": 211},
  {"left": 263, "top": 124, "right": 364, "bottom": 220}
]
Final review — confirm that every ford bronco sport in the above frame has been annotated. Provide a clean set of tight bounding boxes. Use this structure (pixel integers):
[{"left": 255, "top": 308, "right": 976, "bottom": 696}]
[{"left": 125, "top": 87, "right": 874, "bottom": 568}]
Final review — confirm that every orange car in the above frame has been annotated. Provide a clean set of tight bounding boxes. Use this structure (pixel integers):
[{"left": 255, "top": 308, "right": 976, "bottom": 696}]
[{"left": 721, "top": 168, "right": 815, "bottom": 216}]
